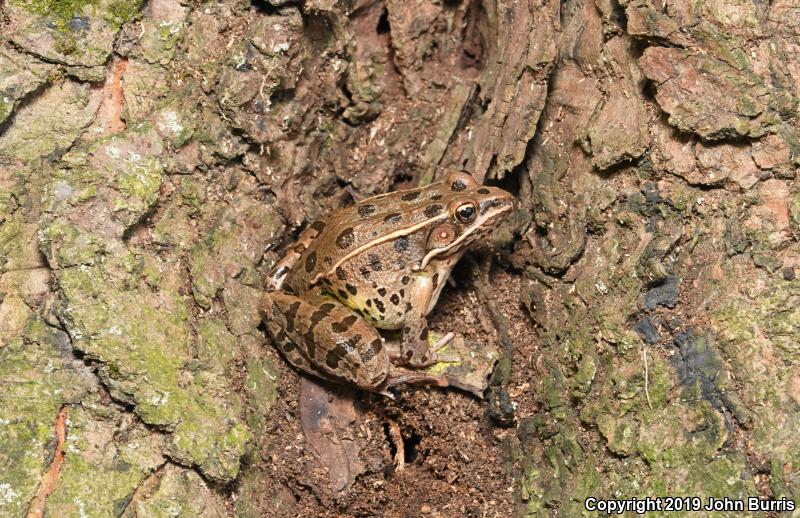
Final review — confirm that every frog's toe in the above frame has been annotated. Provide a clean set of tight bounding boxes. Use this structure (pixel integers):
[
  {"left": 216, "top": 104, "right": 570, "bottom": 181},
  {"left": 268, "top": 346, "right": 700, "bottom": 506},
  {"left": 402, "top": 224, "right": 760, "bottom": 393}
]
[
  {"left": 430, "top": 350, "right": 461, "bottom": 364},
  {"left": 420, "top": 332, "right": 459, "bottom": 363},
  {"left": 378, "top": 389, "right": 397, "bottom": 400},
  {"left": 431, "top": 332, "right": 455, "bottom": 352}
]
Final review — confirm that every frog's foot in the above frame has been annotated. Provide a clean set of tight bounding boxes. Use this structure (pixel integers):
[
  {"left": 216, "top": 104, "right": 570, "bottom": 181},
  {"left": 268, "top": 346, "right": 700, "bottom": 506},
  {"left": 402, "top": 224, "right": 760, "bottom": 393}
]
[
  {"left": 432, "top": 331, "right": 455, "bottom": 351},
  {"left": 388, "top": 330, "right": 461, "bottom": 367},
  {"left": 411, "top": 332, "right": 461, "bottom": 365},
  {"left": 429, "top": 332, "right": 459, "bottom": 362},
  {"left": 398, "top": 316, "right": 456, "bottom": 368}
]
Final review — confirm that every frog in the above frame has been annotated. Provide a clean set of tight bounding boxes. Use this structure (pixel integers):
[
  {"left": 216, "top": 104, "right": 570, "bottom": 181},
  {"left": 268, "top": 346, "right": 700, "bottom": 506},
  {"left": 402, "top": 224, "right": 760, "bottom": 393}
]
[{"left": 261, "top": 170, "right": 515, "bottom": 392}]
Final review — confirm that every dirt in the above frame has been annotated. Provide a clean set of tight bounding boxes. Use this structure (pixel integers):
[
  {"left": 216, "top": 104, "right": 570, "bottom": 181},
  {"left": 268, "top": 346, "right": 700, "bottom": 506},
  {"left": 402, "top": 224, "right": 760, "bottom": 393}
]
[{"left": 241, "top": 263, "right": 531, "bottom": 517}]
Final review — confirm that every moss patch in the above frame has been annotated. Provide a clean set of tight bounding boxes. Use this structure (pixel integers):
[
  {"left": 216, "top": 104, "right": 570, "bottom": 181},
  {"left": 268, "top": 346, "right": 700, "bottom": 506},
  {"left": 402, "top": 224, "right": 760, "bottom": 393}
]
[
  {"left": 44, "top": 404, "right": 165, "bottom": 517},
  {"left": 0, "top": 321, "right": 95, "bottom": 516}
]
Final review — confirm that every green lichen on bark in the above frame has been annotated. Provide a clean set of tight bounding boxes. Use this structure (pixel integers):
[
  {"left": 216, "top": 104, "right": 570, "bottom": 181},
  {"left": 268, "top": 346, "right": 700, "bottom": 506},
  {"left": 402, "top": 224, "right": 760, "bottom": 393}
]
[
  {"left": 0, "top": 320, "right": 94, "bottom": 517},
  {"left": 38, "top": 117, "right": 255, "bottom": 482},
  {"left": 42, "top": 404, "right": 165, "bottom": 517},
  {"left": 5, "top": 0, "right": 142, "bottom": 74},
  {"left": 0, "top": 81, "right": 99, "bottom": 162},
  {"left": 9, "top": 0, "right": 142, "bottom": 32},
  {"left": 120, "top": 464, "right": 227, "bottom": 517},
  {"left": 0, "top": 97, "right": 12, "bottom": 125},
  {"left": 712, "top": 282, "right": 800, "bottom": 470}
]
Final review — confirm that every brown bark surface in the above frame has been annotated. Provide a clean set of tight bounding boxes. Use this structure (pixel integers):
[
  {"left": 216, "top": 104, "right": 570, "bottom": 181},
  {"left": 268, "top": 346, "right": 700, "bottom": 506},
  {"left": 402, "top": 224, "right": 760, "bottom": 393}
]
[{"left": 1, "top": 0, "right": 800, "bottom": 516}]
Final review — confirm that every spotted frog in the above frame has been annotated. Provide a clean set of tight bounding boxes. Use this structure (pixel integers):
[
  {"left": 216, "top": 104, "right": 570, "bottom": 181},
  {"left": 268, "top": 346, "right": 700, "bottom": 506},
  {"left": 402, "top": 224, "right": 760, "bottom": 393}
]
[{"left": 261, "top": 171, "right": 515, "bottom": 392}]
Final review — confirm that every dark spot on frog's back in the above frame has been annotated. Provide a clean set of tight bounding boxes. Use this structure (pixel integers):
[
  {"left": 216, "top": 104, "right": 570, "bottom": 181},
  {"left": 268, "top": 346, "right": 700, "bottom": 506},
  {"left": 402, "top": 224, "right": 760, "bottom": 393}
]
[
  {"left": 374, "top": 299, "right": 386, "bottom": 313},
  {"left": 368, "top": 253, "right": 382, "bottom": 271},
  {"left": 390, "top": 294, "right": 400, "bottom": 305},
  {"left": 394, "top": 236, "right": 409, "bottom": 252},
  {"left": 377, "top": 287, "right": 387, "bottom": 296},
  {"left": 431, "top": 194, "right": 443, "bottom": 200},
  {"left": 359, "top": 266, "right": 371, "bottom": 278},
  {"left": 305, "top": 251, "right": 317, "bottom": 272},
  {"left": 336, "top": 228, "right": 355, "bottom": 249},
  {"left": 432, "top": 273, "right": 439, "bottom": 289},
  {"left": 424, "top": 204, "right": 443, "bottom": 217},
  {"left": 336, "top": 267, "right": 348, "bottom": 280},
  {"left": 401, "top": 191, "right": 420, "bottom": 201},
  {"left": 383, "top": 213, "right": 402, "bottom": 224},
  {"left": 477, "top": 188, "right": 490, "bottom": 194},
  {"left": 401, "top": 275, "right": 410, "bottom": 285},
  {"left": 276, "top": 329, "right": 289, "bottom": 344},
  {"left": 281, "top": 338, "right": 296, "bottom": 353},
  {"left": 326, "top": 345, "right": 346, "bottom": 369},
  {"left": 346, "top": 283, "right": 358, "bottom": 295},
  {"left": 358, "top": 204, "right": 376, "bottom": 218}
]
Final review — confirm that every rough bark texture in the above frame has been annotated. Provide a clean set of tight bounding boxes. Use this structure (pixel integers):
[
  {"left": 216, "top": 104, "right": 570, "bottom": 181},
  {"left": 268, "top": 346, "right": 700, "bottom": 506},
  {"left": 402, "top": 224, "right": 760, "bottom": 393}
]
[{"left": 1, "top": 0, "right": 799, "bottom": 515}]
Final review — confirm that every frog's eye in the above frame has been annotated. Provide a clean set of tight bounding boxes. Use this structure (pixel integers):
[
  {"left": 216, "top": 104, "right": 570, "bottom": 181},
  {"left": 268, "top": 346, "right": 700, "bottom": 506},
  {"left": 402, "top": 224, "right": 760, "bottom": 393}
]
[{"left": 455, "top": 203, "right": 477, "bottom": 223}]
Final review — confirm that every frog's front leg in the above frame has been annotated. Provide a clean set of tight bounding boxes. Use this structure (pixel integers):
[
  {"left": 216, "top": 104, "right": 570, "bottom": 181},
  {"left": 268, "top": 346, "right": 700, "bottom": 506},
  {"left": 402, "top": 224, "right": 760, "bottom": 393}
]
[{"left": 397, "top": 274, "right": 455, "bottom": 368}]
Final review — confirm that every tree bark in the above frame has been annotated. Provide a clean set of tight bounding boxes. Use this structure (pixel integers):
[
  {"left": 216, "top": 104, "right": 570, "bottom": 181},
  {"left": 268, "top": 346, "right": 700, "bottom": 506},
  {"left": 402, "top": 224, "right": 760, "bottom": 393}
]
[{"left": 1, "top": 0, "right": 799, "bottom": 515}]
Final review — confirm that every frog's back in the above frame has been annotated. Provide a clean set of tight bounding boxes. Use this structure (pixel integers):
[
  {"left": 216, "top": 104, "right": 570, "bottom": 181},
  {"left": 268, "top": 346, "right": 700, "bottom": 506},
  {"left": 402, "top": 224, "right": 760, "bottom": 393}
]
[{"left": 286, "top": 185, "right": 450, "bottom": 292}]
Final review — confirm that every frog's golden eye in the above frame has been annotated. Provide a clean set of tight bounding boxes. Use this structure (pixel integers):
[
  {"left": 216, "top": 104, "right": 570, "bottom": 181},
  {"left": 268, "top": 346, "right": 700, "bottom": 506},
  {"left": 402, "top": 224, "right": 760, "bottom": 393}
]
[{"left": 455, "top": 203, "right": 477, "bottom": 223}]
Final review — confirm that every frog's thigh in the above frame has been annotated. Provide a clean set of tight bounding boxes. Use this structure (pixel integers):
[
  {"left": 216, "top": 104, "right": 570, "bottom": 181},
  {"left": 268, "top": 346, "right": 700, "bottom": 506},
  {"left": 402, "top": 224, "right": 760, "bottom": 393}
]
[
  {"left": 261, "top": 292, "right": 311, "bottom": 371},
  {"left": 262, "top": 291, "right": 389, "bottom": 390}
]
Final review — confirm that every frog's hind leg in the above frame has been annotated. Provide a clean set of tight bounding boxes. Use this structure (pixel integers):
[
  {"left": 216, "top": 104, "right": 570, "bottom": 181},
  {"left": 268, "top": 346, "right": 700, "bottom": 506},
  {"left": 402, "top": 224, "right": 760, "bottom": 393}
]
[
  {"left": 261, "top": 291, "right": 390, "bottom": 391},
  {"left": 267, "top": 221, "right": 326, "bottom": 290}
]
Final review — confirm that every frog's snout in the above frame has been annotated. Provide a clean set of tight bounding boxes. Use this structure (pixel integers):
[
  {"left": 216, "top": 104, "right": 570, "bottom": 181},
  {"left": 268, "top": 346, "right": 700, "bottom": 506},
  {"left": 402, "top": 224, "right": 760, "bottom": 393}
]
[
  {"left": 500, "top": 192, "right": 517, "bottom": 212},
  {"left": 479, "top": 189, "right": 516, "bottom": 219}
]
